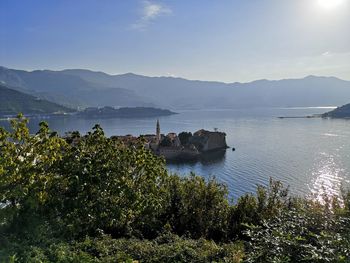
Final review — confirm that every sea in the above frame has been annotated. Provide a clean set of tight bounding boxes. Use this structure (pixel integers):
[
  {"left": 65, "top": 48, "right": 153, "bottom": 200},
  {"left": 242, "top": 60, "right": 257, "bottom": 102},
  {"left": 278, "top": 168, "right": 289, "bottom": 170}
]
[{"left": 1, "top": 107, "right": 349, "bottom": 201}]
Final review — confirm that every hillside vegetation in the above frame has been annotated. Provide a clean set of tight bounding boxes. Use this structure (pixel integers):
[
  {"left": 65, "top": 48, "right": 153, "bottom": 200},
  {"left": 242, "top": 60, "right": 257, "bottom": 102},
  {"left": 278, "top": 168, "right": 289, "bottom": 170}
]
[
  {"left": 323, "top": 103, "right": 350, "bottom": 118},
  {"left": 0, "top": 84, "right": 73, "bottom": 116},
  {"left": 0, "top": 116, "right": 350, "bottom": 262}
]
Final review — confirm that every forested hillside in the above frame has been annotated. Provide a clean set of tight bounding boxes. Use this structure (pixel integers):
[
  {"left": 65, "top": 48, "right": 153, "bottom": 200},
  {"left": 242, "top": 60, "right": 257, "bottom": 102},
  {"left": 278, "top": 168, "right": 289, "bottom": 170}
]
[
  {"left": 0, "top": 84, "right": 73, "bottom": 116},
  {"left": 323, "top": 103, "right": 350, "bottom": 118}
]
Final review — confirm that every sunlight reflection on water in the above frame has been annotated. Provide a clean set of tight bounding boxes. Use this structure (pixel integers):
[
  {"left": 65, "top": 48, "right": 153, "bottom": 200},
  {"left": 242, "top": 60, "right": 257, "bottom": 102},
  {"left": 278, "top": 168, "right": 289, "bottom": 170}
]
[{"left": 309, "top": 152, "right": 348, "bottom": 204}]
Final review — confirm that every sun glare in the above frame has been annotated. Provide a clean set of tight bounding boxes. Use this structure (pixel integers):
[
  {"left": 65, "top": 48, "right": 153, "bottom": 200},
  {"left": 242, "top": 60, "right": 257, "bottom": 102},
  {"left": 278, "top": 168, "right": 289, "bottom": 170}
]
[{"left": 318, "top": 0, "right": 345, "bottom": 10}]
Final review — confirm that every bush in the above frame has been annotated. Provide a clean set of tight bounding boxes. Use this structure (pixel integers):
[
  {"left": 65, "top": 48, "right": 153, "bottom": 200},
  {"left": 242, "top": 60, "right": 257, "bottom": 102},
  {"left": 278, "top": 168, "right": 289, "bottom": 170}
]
[
  {"left": 1, "top": 234, "right": 244, "bottom": 263},
  {"left": 245, "top": 206, "right": 350, "bottom": 262},
  {"left": 163, "top": 173, "right": 230, "bottom": 240},
  {"left": 228, "top": 178, "right": 292, "bottom": 239},
  {"left": 1, "top": 116, "right": 350, "bottom": 262}
]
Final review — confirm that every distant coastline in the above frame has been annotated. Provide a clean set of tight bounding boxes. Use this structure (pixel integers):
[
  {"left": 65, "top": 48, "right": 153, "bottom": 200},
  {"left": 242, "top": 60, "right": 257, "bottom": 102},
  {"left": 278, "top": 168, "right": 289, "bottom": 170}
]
[
  {"left": 277, "top": 115, "right": 322, "bottom": 119},
  {"left": 0, "top": 107, "right": 177, "bottom": 120},
  {"left": 77, "top": 106, "right": 177, "bottom": 119},
  {"left": 277, "top": 103, "right": 350, "bottom": 119}
]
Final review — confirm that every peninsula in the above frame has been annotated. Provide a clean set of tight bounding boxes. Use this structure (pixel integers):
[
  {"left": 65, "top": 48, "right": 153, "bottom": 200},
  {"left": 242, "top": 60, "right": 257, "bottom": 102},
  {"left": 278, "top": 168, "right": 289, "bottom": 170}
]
[
  {"left": 322, "top": 103, "right": 350, "bottom": 119},
  {"left": 77, "top": 106, "right": 176, "bottom": 119},
  {"left": 115, "top": 120, "right": 228, "bottom": 161},
  {"left": 279, "top": 103, "right": 350, "bottom": 119}
]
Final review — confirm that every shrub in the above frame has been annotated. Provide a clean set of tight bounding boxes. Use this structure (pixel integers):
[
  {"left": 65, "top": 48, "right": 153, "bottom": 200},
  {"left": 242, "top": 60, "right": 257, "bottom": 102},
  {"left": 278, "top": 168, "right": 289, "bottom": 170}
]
[
  {"left": 1, "top": 234, "right": 244, "bottom": 263},
  {"left": 245, "top": 203, "right": 350, "bottom": 262},
  {"left": 1, "top": 116, "right": 350, "bottom": 262},
  {"left": 163, "top": 173, "right": 230, "bottom": 240}
]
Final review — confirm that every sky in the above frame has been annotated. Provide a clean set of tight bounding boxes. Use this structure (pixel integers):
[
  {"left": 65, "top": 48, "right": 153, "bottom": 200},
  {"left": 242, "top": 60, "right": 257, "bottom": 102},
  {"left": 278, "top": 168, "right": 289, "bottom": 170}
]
[{"left": 1, "top": 0, "right": 350, "bottom": 82}]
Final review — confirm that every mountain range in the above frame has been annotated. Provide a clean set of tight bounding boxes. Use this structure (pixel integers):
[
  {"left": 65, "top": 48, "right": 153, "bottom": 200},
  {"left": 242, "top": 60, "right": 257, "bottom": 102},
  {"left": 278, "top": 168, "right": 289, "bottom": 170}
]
[{"left": 1, "top": 66, "right": 350, "bottom": 110}]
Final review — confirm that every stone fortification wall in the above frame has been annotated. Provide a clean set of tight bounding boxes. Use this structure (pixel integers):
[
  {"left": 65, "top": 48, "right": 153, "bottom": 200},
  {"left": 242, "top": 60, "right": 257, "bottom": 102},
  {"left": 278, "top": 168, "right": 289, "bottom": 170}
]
[
  {"left": 190, "top": 129, "right": 227, "bottom": 152},
  {"left": 159, "top": 147, "right": 199, "bottom": 160}
]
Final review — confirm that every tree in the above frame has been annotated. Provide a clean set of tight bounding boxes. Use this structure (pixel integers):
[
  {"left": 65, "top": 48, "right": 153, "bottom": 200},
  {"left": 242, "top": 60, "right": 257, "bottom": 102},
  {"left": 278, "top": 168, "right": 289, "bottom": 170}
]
[
  {"left": 178, "top": 132, "right": 192, "bottom": 146},
  {"left": 48, "top": 124, "right": 169, "bottom": 238},
  {"left": 160, "top": 136, "right": 172, "bottom": 147},
  {"left": 0, "top": 117, "right": 169, "bottom": 239},
  {"left": 0, "top": 115, "right": 67, "bottom": 230}
]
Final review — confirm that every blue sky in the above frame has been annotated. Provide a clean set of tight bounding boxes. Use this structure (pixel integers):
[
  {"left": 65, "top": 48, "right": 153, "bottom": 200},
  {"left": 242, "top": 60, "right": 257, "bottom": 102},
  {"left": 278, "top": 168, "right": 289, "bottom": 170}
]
[{"left": 1, "top": 0, "right": 349, "bottom": 82}]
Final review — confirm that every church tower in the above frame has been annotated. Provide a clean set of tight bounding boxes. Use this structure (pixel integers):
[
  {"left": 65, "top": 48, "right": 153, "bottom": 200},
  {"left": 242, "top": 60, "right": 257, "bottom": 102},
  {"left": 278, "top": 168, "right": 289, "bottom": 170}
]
[{"left": 156, "top": 119, "right": 161, "bottom": 144}]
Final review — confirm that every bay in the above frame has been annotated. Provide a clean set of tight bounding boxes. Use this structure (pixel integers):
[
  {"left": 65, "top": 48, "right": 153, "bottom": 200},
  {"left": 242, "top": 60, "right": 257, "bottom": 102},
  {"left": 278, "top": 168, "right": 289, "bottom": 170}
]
[{"left": 1, "top": 107, "right": 349, "bottom": 201}]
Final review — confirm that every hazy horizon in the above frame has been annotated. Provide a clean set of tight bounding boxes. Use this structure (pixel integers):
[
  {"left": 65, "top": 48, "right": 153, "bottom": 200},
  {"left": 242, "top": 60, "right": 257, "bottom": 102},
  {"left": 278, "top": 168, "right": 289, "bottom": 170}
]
[{"left": 1, "top": 65, "right": 349, "bottom": 84}]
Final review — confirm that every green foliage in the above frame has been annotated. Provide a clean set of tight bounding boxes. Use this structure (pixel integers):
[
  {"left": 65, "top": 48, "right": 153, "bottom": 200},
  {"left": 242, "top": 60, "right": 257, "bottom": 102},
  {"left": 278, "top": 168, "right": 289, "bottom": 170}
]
[
  {"left": 1, "top": 116, "right": 350, "bottom": 262},
  {"left": 178, "top": 132, "right": 192, "bottom": 146},
  {"left": 163, "top": 173, "right": 230, "bottom": 240},
  {"left": 159, "top": 136, "right": 172, "bottom": 147},
  {"left": 228, "top": 178, "right": 292, "bottom": 239},
  {"left": 49, "top": 124, "right": 169, "bottom": 238},
  {"left": 1, "top": 233, "right": 244, "bottom": 263},
  {"left": 245, "top": 206, "right": 350, "bottom": 262},
  {"left": 0, "top": 115, "right": 67, "bottom": 230}
]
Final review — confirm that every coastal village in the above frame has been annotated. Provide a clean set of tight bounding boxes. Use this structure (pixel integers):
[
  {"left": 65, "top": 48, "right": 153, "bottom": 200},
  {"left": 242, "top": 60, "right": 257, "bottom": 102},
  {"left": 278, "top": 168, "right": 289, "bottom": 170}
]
[{"left": 115, "top": 120, "right": 228, "bottom": 161}]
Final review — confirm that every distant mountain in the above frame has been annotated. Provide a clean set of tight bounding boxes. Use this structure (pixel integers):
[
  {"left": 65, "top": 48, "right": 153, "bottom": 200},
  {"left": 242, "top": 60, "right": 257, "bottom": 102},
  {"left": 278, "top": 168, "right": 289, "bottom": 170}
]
[
  {"left": 0, "top": 67, "right": 154, "bottom": 108},
  {"left": 0, "top": 84, "right": 73, "bottom": 116},
  {"left": 1, "top": 66, "right": 350, "bottom": 110},
  {"left": 322, "top": 103, "right": 350, "bottom": 118},
  {"left": 54, "top": 69, "right": 350, "bottom": 109}
]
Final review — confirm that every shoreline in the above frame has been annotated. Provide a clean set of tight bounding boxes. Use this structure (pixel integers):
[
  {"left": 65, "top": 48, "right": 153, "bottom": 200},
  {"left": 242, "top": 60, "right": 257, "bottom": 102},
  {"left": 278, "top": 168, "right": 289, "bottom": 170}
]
[{"left": 277, "top": 114, "right": 322, "bottom": 119}]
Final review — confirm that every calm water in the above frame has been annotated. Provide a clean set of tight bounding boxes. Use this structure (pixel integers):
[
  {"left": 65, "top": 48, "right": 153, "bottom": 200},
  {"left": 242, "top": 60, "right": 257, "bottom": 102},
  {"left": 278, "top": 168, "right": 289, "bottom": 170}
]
[{"left": 1, "top": 107, "right": 350, "bottom": 201}]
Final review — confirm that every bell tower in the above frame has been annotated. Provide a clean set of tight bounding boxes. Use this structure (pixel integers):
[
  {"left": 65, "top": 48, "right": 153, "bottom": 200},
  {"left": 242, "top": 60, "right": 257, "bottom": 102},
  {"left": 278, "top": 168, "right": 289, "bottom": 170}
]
[{"left": 156, "top": 119, "right": 161, "bottom": 144}]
